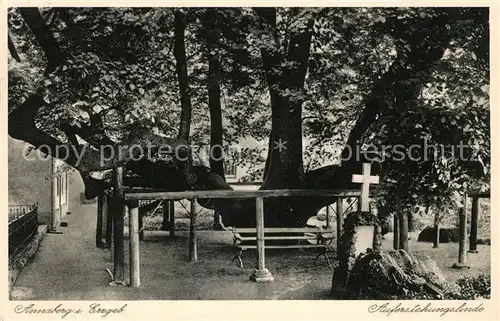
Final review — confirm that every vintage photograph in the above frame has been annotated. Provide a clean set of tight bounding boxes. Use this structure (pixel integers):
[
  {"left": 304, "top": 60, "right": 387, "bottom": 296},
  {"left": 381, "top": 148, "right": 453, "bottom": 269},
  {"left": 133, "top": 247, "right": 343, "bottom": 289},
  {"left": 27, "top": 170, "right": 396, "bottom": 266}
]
[{"left": 7, "top": 6, "right": 491, "bottom": 303}]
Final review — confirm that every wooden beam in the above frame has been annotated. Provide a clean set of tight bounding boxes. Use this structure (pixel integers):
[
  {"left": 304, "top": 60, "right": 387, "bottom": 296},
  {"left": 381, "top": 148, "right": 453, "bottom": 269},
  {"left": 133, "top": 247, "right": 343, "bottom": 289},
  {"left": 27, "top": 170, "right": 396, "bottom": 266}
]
[
  {"left": 250, "top": 196, "right": 274, "bottom": 282},
  {"left": 393, "top": 214, "right": 399, "bottom": 250},
  {"left": 128, "top": 203, "right": 140, "bottom": 287},
  {"left": 469, "top": 196, "right": 479, "bottom": 253},
  {"left": 124, "top": 188, "right": 374, "bottom": 201},
  {"left": 433, "top": 212, "right": 440, "bottom": 248},
  {"left": 336, "top": 199, "right": 343, "bottom": 252},
  {"left": 256, "top": 196, "right": 265, "bottom": 271},
  {"left": 111, "top": 166, "right": 126, "bottom": 285},
  {"left": 162, "top": 201, "right": 169, "bottom": 231},
  {"left": 189, "top": 199, "right": 197, "bottom": 262},
  {"left": 138, "top": 211, "right": 144, "bottom": 241},
  {"left": 233, "top": 227, "right": 335, "bottom": 233},
  {"left": 326, "top": 205, "right": 331, "bottom": 228},
  {"left": 169, "top": 201, "right": 175, "bottom": 237},
  {"left": 104, "top": 193, "right": 112, "bottom": 248},
  {"left": 458, "top": 197, "right": 468, "bottom": 265},
  {"left": 96, "top": 194, "right": 104, "bottom": 248}
]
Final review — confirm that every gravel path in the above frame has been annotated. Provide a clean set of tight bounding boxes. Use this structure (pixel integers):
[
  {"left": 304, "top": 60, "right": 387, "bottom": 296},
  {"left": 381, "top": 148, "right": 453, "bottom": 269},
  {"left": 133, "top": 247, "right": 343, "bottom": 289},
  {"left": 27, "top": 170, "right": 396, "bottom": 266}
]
[{"left": 10, "top": 199, "right": 335, "bottom": 300}]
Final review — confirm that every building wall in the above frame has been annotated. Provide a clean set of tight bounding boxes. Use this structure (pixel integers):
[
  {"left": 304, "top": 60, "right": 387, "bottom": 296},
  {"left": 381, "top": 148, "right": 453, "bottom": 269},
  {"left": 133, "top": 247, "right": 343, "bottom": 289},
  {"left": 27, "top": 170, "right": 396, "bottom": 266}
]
[
  {"left": 51, "top": 159, "right": 70, "bottom": 228},
  {"left": 8, "top": 136, "right": 73, "bottom": 228},
  {"left": 8, "top": 137, "right": 52, "bottom": 224}
]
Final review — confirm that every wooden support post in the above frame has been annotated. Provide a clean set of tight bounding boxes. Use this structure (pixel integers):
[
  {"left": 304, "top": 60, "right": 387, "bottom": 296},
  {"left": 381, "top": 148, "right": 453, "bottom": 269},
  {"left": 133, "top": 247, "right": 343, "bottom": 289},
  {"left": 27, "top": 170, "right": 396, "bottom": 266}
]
[
  {"left": 250, "top": 196, "right": 274, "bottom": 282},
  {"left": 336, "top": 199, "right": 343, "bottom": 252},
  {"left": 456, "top": 196, "right": 469, "bottom": 267},
  {"left": 129, "top": 202, "right": 140, "bottom": 287},
  {"left": 469, "top": 196, "right": 479, "bottom": 253},
  {"left": 138, "top": 210, "right": 144, "bottom": 241},
  {"left": 96, "top": 194, "right": 104, "bottom": 248},
  {"left": 111, "top": 166, "right": 127, "bottom": 285},
  {"left": 104, "top": 193, "right": 112, "bottom": 249},
  {"left": 433, "top": 213, "right": 440, "bottom": 248},
  {"left": 169, "top": 201, "right": 175, "bottom": 237},
  {"left": 189, "top": 199, "right": 198, "bottom": 262},
  {"left": 326, "top": 205, "right": 331, "bottom": 228},
  {"left": 393, "top": 214, "right": 399, "bottom": 250},
  {"left": 162, "top": 201, "right": 169, "bottom": 231},
  {"left": 109, "top": 199, "right": 114, "bottom": 260},
  {"left": 398, "top": 213, "right": 408, "bottom": 251}
]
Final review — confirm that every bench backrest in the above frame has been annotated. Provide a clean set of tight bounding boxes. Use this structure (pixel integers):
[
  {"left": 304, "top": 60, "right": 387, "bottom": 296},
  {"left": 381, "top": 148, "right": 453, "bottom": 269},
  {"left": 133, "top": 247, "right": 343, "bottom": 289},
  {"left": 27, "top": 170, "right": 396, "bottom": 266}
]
[{"left": 230, "top": 227, "right": 334, "bottom": 234}]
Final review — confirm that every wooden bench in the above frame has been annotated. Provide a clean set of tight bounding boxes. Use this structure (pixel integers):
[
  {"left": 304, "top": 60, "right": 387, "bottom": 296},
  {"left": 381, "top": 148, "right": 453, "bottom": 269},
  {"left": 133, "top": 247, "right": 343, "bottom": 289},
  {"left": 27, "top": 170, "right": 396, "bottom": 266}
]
[{"left": 228, "top": 227, "right": 335, "bottom": 268}]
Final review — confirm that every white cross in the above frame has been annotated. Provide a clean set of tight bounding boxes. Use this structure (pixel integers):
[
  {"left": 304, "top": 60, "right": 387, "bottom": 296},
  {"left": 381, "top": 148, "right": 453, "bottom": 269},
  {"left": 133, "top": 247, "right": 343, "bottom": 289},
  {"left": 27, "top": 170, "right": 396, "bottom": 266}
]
[{"left": 352, "top": 163, "right": 380, "bottom": 212}]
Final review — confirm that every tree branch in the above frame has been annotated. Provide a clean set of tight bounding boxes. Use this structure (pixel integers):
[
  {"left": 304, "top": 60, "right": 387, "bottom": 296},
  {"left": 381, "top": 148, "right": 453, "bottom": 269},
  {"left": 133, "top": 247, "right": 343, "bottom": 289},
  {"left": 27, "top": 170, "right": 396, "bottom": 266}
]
[
  {"left": 8, "top": 30, "right": 21, "bottom": 62},
  {"left": 19, "top": 8, "right": 64, "bottom": 74}
]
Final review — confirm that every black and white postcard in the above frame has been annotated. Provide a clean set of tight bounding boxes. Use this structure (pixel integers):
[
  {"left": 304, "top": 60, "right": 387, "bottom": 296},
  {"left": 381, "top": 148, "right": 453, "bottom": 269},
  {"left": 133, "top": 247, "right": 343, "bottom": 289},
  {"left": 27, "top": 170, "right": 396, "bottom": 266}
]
[{"left": 2, "top": 2, "right": 498, "bottom": 320}]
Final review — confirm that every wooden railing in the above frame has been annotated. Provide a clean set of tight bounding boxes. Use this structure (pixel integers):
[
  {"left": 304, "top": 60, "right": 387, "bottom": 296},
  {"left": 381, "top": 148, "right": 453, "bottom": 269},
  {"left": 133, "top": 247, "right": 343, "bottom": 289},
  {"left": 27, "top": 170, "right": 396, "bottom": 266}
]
[
  {"left": 123, "top": 188, "right": 370, "bottom": 201},
  {"left": 120, "top": 187, "right": 375, "bottom": 287}
]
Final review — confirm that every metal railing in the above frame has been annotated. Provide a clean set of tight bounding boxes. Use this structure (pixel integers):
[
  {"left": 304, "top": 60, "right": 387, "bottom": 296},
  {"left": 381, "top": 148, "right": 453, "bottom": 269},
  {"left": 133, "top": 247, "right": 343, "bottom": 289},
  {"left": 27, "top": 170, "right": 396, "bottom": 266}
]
[
  {"left": 8, "top": 203, "right": 38, "bottom": 263},
  {"left": 8, "top": 203, "right": 38, "bottom": 223}
]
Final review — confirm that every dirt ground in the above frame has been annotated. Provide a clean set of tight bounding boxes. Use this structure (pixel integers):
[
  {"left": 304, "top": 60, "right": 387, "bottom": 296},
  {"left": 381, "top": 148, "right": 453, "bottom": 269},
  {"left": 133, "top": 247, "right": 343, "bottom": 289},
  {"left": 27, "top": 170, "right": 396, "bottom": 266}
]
[{"left": 10, "top": 200, "right": 491, "bottom": 301}]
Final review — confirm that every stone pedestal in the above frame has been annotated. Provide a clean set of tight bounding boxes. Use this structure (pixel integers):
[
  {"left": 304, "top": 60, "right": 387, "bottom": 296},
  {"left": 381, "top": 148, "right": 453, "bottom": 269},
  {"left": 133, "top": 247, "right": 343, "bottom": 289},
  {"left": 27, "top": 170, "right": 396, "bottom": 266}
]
[
  {"left": 354, "top": 225, "right": 375, "bottom": 256},
  {"left": 250, "top": 268, "right": 274, "bottom": 282}
]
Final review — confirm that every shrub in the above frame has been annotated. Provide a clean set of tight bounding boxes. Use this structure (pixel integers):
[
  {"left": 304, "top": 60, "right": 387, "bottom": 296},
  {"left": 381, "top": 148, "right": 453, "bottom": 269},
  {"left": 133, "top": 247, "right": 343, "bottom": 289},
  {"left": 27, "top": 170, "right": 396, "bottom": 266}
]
[
  {"left": 417, "top": 226, "right": 460, "bottom": 243},
  {"left": 340, "top": 249, "right": 456, "bottom": 300},
  {"left": 446, "top": 274, "right": 491, "bottom": 299}
]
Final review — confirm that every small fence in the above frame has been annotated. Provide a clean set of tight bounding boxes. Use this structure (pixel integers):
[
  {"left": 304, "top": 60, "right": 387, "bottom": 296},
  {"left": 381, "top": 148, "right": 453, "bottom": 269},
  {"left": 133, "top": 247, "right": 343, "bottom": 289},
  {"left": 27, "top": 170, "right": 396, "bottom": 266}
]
[
  {"left": 8, "top": 203, "right": 38, "bottom": 263},
  {"left": 120, "top": 188, "right": 371, "bottom": 287}
]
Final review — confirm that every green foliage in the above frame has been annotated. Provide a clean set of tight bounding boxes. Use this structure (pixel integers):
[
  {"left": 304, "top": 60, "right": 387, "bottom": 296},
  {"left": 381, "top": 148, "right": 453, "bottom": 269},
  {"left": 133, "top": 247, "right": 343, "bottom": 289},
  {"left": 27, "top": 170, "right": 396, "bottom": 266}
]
[
  {"left": 447, "top": 274, "right": 491, "bottom": 299},
  {"left": 8, "top": 9, "right": 46, "bottom": 112},
  {"left": 8, "top": 7, "right": 490, "bottom": 200},
  {"left": 366, "top": 8, "right": 490, "bottom": 218}
]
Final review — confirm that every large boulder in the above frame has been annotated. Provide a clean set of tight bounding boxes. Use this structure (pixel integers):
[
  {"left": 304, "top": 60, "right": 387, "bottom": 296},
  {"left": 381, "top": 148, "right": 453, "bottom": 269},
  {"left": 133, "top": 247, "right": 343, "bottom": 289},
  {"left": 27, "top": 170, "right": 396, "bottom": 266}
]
[{"left": 417, "top": 226, "right": 460, "bottom": 243}]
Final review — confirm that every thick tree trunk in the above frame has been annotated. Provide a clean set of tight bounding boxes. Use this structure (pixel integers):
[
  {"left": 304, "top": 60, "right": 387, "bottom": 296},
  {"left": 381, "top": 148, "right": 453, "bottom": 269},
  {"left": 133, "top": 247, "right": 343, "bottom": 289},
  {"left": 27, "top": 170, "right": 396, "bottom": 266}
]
[
  {"left": 174, "top": 10, "right": 193, "bottom": 141},
  {"left": 208, "top": 57, "right": 225, "bottom": 179},
  {"left": 253, "top": 9, "right": 315, "bottom": 227},
  {"left": 259, "top": 11, "right": 313, "bottom": 189},
  {"left": 469, "top": 196, "right": 479, "bottom": 253},
  {"left": 398, "top": 212, "right": 409, "bottom": 251},
  {"left": 393, "top": 214, "right": 400, "bottom": 250},
  {"left": 203, "top": 11, "right": 226, "bottom": 181}
]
